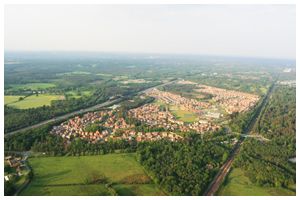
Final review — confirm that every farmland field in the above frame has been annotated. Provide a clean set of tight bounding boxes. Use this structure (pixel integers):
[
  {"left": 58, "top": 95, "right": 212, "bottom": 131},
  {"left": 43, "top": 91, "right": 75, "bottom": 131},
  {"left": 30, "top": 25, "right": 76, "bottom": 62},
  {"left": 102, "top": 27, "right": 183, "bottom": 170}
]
[
  {"left": 113, "top": 184, "right": 164, "bottom": 196},
  {"left": 21, "top": 153, "right": 164, "bottom": 196},
  {"left": 9, "top": 83, "right": 56, "bottom": 90},
  {"left": 66, "top": 90, "right": 92, "bottom": 99},
  {"left": 217, "top": 168, "right": 295, "bottom": 196},
  {"left": 7, "top": 94, "right": 64, "bottom": 109},
  {"left": 22, "top": 184, "right": 111, "bottom": 196},
  {"left": 66, "top": 91, "right": 81, "bottom": 99},
  {"left": 4, "top": 95, "right": 24, "bottom": 105}
]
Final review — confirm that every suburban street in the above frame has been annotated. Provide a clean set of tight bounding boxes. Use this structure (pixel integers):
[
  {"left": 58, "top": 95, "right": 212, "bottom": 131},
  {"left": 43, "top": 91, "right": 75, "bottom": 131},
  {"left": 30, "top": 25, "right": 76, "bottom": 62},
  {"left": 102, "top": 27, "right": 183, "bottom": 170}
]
[{"left": 204, "top": 82, "right": 275, "bottom": 196}]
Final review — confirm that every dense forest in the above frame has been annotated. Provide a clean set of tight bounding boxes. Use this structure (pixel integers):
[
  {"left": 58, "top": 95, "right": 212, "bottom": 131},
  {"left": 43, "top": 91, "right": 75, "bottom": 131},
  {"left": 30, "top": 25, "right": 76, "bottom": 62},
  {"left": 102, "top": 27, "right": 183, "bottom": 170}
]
[
  {"left": 254, "top": 86, "right": 296, "bottom": 139},
  {"left": 234, "top": 85, "right": 296, "bottom": 188},
  {"left": 136, "top": 131, "right": 234, "bottom": 195}
]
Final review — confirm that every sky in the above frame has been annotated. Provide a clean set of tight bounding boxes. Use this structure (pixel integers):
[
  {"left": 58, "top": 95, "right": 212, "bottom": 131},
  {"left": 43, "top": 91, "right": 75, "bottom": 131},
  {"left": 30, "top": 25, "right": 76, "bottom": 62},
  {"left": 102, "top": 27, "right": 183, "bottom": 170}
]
[{"left": 4, "top": 5, "right": 296, "bottom": 59}]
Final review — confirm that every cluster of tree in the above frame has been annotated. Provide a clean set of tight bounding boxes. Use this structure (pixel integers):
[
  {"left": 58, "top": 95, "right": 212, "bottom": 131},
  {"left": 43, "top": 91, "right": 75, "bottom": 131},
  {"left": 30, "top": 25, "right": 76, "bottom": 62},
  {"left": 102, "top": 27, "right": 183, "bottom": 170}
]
[
  {"left": 84, "top": 123, "right": 107, "bottom": 133},
  {"left": 119, "top": 96, "right": 155, "bottom": 111},
  {"left": 162, "top": 83, "right": 196, "bottom": 94},
  {"left": 234, "top": 85, "right": 296, "bottom": 188},
  {"left": 234, "top": 138, "right": 296, "bottom": 187},
  {"left": 5, "top": 98, "right": 87, "bottom": 133},
  {"left": 228, "top": 83, "right": 273, "bottom": 133},
  {"left": 228, "top": 111, "right": 254, "bottom": 133},
  {"left": 65, "top": 138, "right": 137, "bottom": 156},
  {"left": 5, "top": 124, "right": 58, "bottom": 152},
  {"left": 254, "top": 86, "right": 296, "bottom": 139},
  {"left": 228, "top": 105, "right": 263, "bottom": 134},
  {"left": 187, "top": 71, "right": 271, "bottom": 96},
  {"left": 4, "top": 162, "right": 33, "bottom": 196},
  {"left": 134, "top": 124, "right": 166, "bottom": 133},
  {"left": 4, "top": 181, "right": 16, "bottom": 196},
  {"left": 4, "top": 163, "right": 16, "bottom": 196},
  {"left": 136, "top": 131, "right": 232, "bottom": 195}
]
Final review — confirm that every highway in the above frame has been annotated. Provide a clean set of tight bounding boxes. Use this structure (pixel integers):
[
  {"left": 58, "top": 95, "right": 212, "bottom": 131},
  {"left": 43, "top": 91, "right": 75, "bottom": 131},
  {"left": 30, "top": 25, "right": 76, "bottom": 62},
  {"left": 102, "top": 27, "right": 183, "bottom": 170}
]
[
  {"left": 5, "top": 79, "right": 177, "bottom": 137},
  {"left": 203, "top": 82, "right": 275, "bottom": 196}
]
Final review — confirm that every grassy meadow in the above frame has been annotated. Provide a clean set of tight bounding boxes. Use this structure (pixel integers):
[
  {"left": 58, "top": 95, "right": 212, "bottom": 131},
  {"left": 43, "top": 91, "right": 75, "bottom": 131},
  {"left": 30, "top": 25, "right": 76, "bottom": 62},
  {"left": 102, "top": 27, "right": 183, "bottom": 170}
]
[
  {"left": 66, "top": 90, "right": 93, "bottom": 99},
  {"left": 113, "top": 184, "right": 163, "bottom": 196},
  {"left": 154, "top": 99, "right": 198, "bottom": 123},
  {"left": 4, "top": 95, "right": 25, "bottom": 105},
  {"left": 22, "top": 185, "right": 111, "bottom": 196},
  {"left": 21, "top": 153, "right": 164, "bottom": 196},
  {"left": 217, "top": 168, "right": 295, "bottom": 196},
  {"left": 6, "top": 94, "right": 64, "bottom": 109},
  {"left": 169, "top": 105, "right": 198, "bottom": 123},
  {"left": 9, "top": 83, "right": 56, "bottom": 90}
]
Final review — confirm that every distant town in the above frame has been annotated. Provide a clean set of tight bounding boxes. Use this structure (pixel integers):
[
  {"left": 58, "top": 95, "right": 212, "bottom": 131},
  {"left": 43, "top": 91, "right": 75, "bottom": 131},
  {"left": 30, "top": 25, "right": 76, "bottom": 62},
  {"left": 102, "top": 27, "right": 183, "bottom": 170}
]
[{"left": 50, "top": 81, "right": 259, "bottom": 143}]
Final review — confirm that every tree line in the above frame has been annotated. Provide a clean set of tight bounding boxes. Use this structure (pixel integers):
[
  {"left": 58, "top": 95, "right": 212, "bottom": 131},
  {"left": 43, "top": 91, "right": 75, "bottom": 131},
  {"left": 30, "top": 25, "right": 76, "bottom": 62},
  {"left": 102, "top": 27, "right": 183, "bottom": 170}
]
[{"left": 234, "top": 85, "right": 296, "bottom": 188}]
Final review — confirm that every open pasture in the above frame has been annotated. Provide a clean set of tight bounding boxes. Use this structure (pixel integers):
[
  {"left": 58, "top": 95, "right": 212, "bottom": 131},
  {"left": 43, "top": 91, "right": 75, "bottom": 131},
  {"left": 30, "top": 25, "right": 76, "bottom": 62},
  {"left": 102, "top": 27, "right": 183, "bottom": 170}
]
[
  {"left": 9, "top": 83, "right": 56, "bottom": 90},
  {"left": 22, "top": 184, "right": 110, "bottom": 196},
  {"left": 154, "top": 99, "right": 199, "bottom": 123},
  {"left": 66, "top": 90, "right": 93, "bottom": 99},
  {"left": 169, "top": 105, "right": 198, "bottom": 123},
  {"left": 4, "top": 95, "right": 25, "bottom": 105},
  {"left": 7, "top": 94, "right": 64, "bottom": 109},
  {"left": 217, "top": 168, "right": 295, "bottom": 196},
  {"left": 21, "top": 153, "right": 164, "bottom": 196}
]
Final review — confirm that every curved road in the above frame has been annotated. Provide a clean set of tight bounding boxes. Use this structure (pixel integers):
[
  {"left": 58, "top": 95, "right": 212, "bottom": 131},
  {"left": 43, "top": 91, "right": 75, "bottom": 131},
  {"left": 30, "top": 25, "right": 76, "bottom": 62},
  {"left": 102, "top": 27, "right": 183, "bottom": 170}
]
[
  {"left": 204, "top": 82, "right": 275, "bottom": 196},
  {"left": 5, "top": 80, "right": 177, "bottom": 137}
]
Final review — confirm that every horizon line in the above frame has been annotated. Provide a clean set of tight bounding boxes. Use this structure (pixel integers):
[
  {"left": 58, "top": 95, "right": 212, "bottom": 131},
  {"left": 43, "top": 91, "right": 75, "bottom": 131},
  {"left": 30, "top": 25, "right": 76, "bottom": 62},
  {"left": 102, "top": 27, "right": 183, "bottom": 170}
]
[{"left": 4, "top": 50, "right": 296, "bottom": 61}]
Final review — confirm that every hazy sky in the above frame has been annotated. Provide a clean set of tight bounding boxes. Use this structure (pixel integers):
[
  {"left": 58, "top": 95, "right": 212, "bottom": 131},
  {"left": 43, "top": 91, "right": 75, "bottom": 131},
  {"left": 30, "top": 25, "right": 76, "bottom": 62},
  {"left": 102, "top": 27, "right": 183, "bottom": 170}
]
[{"left": 5, "top": 5, "right": 296, "bottom": 59}]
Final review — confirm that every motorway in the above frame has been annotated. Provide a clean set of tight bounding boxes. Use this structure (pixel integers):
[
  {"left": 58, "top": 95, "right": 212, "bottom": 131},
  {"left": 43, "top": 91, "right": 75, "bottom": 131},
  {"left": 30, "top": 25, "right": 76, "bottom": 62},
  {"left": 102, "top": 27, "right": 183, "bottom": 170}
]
[
  {"left": 203, "top": 83, "right": 275, "bottom": 196},
  {"left": 5, "top": 79, "right": 177, "bottom": 137}
]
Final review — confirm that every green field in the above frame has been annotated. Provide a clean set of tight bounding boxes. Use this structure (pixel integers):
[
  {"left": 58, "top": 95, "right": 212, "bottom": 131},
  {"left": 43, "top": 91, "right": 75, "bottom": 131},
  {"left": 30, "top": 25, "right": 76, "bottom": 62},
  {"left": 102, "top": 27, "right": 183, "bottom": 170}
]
[
  {"left": 217, "top": 168, "right": 296, "bottom": 196},
  {"left": 7, "top": 94, "right": 64, "bottom": 109},
  {"left": 66, "top": 90, "right": 92, "bottom": 99},
  {"left": 154, "top": 100, "right": 198, "bottom": 123},
  {"left": 21, "top": 153, "right": 164, "bottom": 196},
  {"left": 4, "top": 95, "right": 25, "bottom": 105},
  {"left": 10, "top": 83, "right": 56, "bottom": 90},
  {"left": 22, "top": 184, "right": 111, "bottom": 196},
  {"left": 169, "top": 105, "right": 198, "bottom": 123},
  {"left": 113, "top": 184, "right": 163, "bottom": 196}
]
